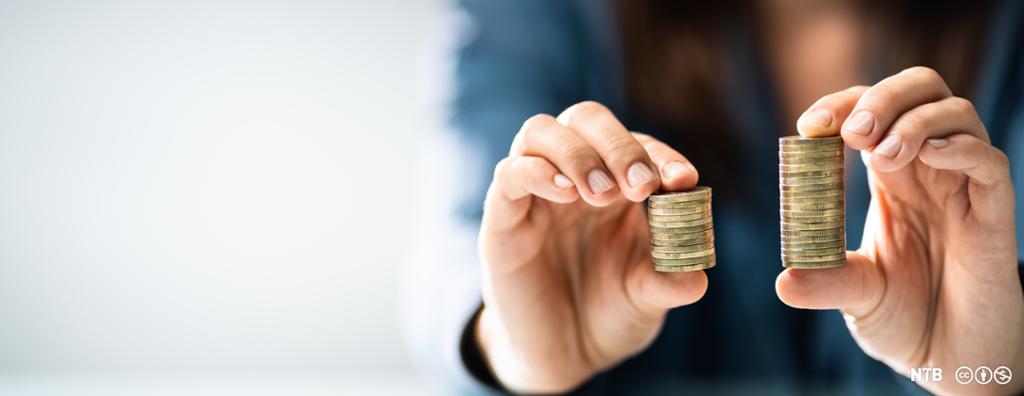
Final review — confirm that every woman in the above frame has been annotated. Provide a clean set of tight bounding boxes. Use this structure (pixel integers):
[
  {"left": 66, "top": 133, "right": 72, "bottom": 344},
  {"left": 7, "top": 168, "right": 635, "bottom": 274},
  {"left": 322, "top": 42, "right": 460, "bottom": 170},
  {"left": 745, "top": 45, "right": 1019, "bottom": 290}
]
[{"left": 410, "top": 0, "right": 1024, "bottom": 394}]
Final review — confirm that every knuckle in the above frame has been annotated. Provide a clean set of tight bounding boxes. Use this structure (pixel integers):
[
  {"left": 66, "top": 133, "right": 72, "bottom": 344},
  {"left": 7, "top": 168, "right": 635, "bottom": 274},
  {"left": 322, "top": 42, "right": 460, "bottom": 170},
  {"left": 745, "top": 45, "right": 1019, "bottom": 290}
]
[
  {"left": 904, "top": 66, "right": 950, "bottom": 95},
  {"left": 865, "top": 83, "right": 899, "bottom": 108},
  {"left": 602, "top": 135, "right": 643, "bottom": 160},
  {"left": 899, "top": 110, "right": 931, "bottom": 133},
  {"left": 524, "top": 157, "right": 549, "bottom": 174},
  {"left": 493, "top": 157, "right": 513, "bottom": 179},
  {"left": 986, "top": 147, "right": 1013, "bottom": 183},
  {"left": 565, "top": 101, "right": 610, "bottom": 122},
  {"left": 991, "top": 148, "right": 1010, "bottom": 170},
  {"left": 572, "top": 100, "right": 609, "bottom": 114},
  {"left": 520, "top": 113, "right": 555, "bottom": 133},
  {"left": 949, "top": 96, "right": 976, "bottom": 114},
  {"left": 631, "top": 131, "right": 653, "bottom": 142},
  {"left": 821, "top": 90, "right": 848, "bottom": 103},
  {"left": 560, "top": 142, "right": 596, "bottom": 167},
  {"left": 903, "top": 66, "right": 939, "bottom": 80}
]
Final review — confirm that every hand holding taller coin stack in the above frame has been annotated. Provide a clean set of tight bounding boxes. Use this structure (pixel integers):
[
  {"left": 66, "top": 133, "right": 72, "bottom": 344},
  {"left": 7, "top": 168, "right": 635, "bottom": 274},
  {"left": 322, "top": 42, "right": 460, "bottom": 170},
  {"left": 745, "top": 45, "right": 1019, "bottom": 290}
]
[
  {"left": 647, "top": 187, "right": 715, "bottom": 272},
  {"left": 778, "top": 136, "right": 846, "bottom": 269}
]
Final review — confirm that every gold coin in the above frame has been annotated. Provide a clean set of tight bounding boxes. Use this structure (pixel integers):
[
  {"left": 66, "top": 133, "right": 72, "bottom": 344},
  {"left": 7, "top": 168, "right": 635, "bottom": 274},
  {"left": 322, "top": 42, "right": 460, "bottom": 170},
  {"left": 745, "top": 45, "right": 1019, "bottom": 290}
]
[
  {"left": 651, "top": 248, "right": 715, "bottom": 259},
  {"left": 782, "top": 239, "right": 845, "bottom": 249},
  {"left": 778, "top": 149, "right": 844, "bottom": 157},
  {"left": 782, "top": 211, "right": 845, "bottom": 220},
  {"left": 782, "top": 258, "right": 845, "bottom": 269},
  {"left": 647, "top": 212, "right": 710, "bottom": 222},
  {"left": 653, "top": 255, "right": 717, "bottom": 266},
  {"left": 651, "top": 243, "right": 715, "bottom": 253},
  {"left": 780, "top": 182, "right": 844, "bottom": 192},
  {"left": 651, "top": 237, "right": 714, "bottom": 247},
  {"left": 654, "top": 262, "right": 715, "bottom": 272},
  {"left": 780, "top": 213, "right": 844, "bottom": 222},
  {"left": 651, "top": 234, "right": 715, "bottom": 247},
  {"left": 779, "top": 136, "right": 844, "bottom": 146},
  {"left": 781, "top": 221, "right": 844, "bottom": 231},
  {"left": 649, "top": 222, "right": 714, "bottom": 233},
  {"left": 778, "top": 147, "right": 844, "bottom": 155},
  {"left": 782, "top": 194, "right": 844, "bottom": 204},
  {"left": 779, "top": 156, "right": 844, "bottom": 165},
  {"left": 648, "top": 187, "right": 712, "bottom": 203},
  {"left": 779, "top": 175, "right": 844, "bottom": 186},
  {"left": 650, "top": 229, "right": 715, "bottom": 240},
  {"left": 778, "top": 163, "right": 844, "bottom": 172},
  {"left": 778, "top": 198, "right": 843, "bottom": 207},
  {"left": 780, "top": 197, "right": 844, "bottom": 207},
  {"left": 780, "top": 228, "right": 845, "bottom": 237},
  {"left": 778, "top": 139, "right": 843, "bottom": 148},
  {"left": 647, "top": 205, "right": 711, "bottom": 215},
  {"left": 782, "top": 245, "right": 845, "bottom": 255},
  {"left": 780, "top": 201, "right": 844, "bottom": 211},
  {"left": 780, "top": 251, "right": 846, "bottom": 261},
  {"left": 781, "top": 234, "right": 845, "bottom": 244},
  {"left": 781, "top": 198, "right": 845, "bottom": 207},
  {"left": 649, "top": 217, "right": 713, "bottom": 228},
  {"left": 779, "top": 169, "right": 844, "bottom": 178},
  {"left": 779, "top": 144, "right": 844, "bottom": 151},
  {"left": 647, "top": 200, "right": 711, "bottom": 209},
  {"left": 778, "top": 187, "right": 843, "bottom": 197}
]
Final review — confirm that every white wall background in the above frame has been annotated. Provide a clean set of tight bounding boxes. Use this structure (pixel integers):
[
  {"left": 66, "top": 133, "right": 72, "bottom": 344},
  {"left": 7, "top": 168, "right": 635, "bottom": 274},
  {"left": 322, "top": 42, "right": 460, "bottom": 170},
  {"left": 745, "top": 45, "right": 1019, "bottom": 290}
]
[{"left": 0, "top": 0, "right": 445, "bottom": 393}]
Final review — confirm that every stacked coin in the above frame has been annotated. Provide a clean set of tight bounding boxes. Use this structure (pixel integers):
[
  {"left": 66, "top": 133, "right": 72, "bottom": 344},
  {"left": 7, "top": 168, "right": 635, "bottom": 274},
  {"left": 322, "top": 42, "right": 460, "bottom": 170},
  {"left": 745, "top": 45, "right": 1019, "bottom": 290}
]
[
  {"left": 647, "top": 187, "right": 715, "bottom": 272},
  {"left": 779, "top": 136, "right": 846, "bottom": 269}
]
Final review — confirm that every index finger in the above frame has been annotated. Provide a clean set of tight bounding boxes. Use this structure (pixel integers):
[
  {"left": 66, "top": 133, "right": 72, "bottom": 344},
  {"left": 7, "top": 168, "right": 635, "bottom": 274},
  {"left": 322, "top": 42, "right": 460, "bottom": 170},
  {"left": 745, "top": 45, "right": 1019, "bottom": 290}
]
[
  {"left": 840, "top": 66, "right": 952, "bottom": 150},
  {"left": 632, "top": 133, "right": 699, "bottom": 192},
  {"left": 796, "top": 85, "right": 868, "bottom": 137}
]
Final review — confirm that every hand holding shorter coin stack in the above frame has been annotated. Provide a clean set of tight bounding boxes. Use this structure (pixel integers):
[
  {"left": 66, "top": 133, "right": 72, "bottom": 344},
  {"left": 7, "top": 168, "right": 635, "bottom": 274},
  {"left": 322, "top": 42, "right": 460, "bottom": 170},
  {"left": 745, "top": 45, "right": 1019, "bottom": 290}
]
[
  {"left": 778, "top": 136, "right": 846, "bottom": 269},
  {"left": 647, "top": 187, "right": 716, "bottom": 272}
]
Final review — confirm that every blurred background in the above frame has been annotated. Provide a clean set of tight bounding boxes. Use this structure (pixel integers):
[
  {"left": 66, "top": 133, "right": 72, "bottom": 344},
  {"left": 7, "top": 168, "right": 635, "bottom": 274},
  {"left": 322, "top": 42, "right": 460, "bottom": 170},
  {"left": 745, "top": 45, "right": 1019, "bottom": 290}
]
[{"left": 0, "top": 0, "right": 446, "bottom": 394}]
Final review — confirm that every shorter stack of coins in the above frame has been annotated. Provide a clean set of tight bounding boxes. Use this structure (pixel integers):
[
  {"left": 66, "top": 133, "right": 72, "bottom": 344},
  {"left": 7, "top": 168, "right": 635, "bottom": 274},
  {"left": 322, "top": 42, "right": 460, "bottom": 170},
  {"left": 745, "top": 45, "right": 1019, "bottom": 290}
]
[
  {"left": 647, "top": 187, "right": 715, "bottom": 272},
  {"left": 779, "top": 136, "right": 846, "bottom": 269}
]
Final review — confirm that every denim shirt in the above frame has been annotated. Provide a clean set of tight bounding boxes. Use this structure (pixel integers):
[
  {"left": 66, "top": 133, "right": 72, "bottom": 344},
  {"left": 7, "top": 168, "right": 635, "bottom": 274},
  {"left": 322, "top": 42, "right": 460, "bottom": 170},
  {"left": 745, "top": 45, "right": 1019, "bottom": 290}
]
[{"left": 436, "top": 0, "right": 1024, "bottom": 394}]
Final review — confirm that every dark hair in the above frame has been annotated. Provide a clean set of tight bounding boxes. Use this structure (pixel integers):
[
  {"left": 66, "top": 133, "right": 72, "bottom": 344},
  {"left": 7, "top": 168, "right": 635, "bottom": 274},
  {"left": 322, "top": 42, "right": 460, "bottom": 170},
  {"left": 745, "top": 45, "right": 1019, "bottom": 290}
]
[{"left": 614, "top": 0, "right": 994, "bottom": 195}]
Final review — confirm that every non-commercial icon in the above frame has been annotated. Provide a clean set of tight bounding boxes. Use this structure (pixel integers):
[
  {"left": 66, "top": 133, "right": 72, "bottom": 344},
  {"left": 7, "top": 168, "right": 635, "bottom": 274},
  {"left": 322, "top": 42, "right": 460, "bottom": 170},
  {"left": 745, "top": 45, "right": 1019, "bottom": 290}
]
[{"left": 994, "top": 366, "right": 1012, "bottom": 385}]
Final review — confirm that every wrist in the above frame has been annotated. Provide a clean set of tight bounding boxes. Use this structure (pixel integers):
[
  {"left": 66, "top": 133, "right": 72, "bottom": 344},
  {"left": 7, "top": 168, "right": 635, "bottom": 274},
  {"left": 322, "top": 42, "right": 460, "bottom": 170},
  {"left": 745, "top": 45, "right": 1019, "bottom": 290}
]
[{"left": 475, "top": 306, "right": 591, "bottom": 394}]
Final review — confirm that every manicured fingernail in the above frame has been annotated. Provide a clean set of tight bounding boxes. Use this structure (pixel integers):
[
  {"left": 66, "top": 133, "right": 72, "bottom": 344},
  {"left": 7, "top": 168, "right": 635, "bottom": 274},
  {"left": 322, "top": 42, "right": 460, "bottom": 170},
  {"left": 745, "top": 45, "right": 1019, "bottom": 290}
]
[
  {"left": 662, "top": 161, "right": 689, "bottom": 179},
  {"left": 874, "top": 134, "right": 902, "bottom": 158},
  {"left": 588, "top": 169, "right": 615, "bottom": 194},
  {"left": 626, "top": 162, "right": 655, "bottom": 187},
  {"left": 845, "top": 111, "right": 875, "bottom": 135},
  {"left": 799, "top": 109, "right": 833, "bottom": 128},
  {"left": 553, "top": 174, "right": 574, "bottom": 190},
  {"left": 927, "top": 138, "right": 949, "bottom": 148}
]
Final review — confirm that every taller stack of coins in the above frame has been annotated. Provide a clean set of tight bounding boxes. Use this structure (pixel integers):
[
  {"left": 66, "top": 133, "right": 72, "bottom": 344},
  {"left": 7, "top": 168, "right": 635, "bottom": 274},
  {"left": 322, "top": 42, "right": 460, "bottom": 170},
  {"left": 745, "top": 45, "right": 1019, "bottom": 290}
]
[
  {"left": 647, "top": 187, "right": 716, "bottom": 272},
  {"left": 779, "top": 136, "right": 846, "bottom": 269}
]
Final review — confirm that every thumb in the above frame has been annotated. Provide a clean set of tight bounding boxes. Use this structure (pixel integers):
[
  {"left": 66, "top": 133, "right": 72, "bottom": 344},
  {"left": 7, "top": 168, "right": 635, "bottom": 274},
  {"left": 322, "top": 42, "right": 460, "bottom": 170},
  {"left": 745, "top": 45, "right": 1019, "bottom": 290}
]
[
  {"left": 775, "top": 251, "right": 885, "bottom": 318},
  {"left": 626, "top": 260, "right": 708, "bottom": 317}
]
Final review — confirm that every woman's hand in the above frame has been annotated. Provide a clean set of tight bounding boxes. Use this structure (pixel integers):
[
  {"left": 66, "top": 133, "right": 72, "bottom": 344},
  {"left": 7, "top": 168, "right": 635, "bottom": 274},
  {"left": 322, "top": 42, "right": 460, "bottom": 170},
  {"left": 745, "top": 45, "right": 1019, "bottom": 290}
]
[
  {"left": 777, "top": 67, "right": 1024, "bottom": 395},
  {"left": 477, "top": 101, "right": 707, "bottom": 393}
]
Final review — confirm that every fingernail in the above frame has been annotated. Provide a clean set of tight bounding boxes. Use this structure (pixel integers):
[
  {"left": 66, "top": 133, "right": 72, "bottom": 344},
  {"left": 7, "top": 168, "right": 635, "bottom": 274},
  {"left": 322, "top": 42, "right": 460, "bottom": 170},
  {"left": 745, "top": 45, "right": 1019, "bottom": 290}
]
[
  {"left": 587, "top": 169, "right": 615, "bottom": 194},
  {"left": 927, "top": 138, "right": 949, "bottom": 148},
  {"left": 626, "top": 162, "right": 655, "bottom": 187},
  {"left": 662, "top": 161, "right": 689, "bottom": 179},
  {"left": 845, "top": 111, "right": 875, "bottom": 135},
  {"left": 799, "top": 109, "right": 833, "bottom": 128},
  {"left": 553, "top": 174, "right": 574, "bottom": 190},
  {"left": 874, "top": 134, "right": 903, "bottom": 158}
]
